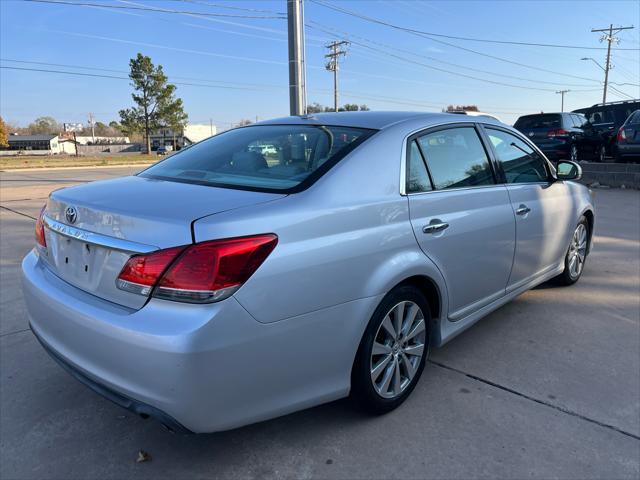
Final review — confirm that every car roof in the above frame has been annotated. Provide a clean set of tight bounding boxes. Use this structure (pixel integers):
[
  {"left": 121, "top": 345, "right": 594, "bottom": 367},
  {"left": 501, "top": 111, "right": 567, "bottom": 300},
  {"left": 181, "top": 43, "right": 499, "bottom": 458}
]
[{"left": 255, "top": 111, "right": 503, "bottom": 130}]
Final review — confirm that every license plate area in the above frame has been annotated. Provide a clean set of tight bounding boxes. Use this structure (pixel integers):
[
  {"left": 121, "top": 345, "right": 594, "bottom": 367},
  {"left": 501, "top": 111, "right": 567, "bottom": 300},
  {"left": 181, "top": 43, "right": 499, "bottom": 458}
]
[{"left": 44, "top": 231, "right": 112, "bottom": 291}]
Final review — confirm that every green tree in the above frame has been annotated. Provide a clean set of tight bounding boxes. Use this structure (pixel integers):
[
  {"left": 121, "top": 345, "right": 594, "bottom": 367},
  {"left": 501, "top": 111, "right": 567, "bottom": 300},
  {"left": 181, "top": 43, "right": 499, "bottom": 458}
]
[
  {"left": 0, "top": 117, "right": 9, "bottom": 148},
  {"left": 28, "top": 116, "right": 60, "bottom": 135},
  {"left": 306, "top": 103, "right": 370, "bottom": 113},
  {"left": 119, "top": 53, "right": 188, "bottom": 153}
]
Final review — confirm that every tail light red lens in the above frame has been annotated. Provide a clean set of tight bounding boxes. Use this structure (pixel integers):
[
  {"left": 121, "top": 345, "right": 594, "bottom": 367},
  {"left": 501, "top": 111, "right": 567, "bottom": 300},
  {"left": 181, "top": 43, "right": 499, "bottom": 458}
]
[
  {"left": 547, "top": 129, "right": 569, "bottom": 138},
  {"left": 116, "top": 246, "right": 186, "bottom": 296},
  {"left": 35, "top": 206, "right": 47, "bottom": 248},
  {"left": 617, "top": 127, "right": 627, "bottom": 143},
  {"left": 116, "top": 234, "right": 278, "bottom": 303}
]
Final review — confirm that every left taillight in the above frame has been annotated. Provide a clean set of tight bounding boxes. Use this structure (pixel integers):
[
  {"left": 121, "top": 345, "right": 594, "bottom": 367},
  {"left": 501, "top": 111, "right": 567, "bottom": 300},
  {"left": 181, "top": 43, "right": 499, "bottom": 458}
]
[
  {"left": 35, "top": 205, "right": 47, "bottom": 248},
  {"left": 116, "top": 234, "right": 278, "bottom": 303}
]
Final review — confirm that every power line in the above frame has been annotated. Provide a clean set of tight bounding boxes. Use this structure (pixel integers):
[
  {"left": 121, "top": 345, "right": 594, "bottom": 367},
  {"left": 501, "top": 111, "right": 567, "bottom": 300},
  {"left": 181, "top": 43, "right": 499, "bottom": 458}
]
[
  {"left": 309, "top": 0, "right": 639, "bottom": 51},
  {"left": 171, "top": 0, "right": 285, "bottom": 15},
  {"left": 0, "top": 65, "right": 281, "bottom": 91},
  {"left": 310, "top": 2, "right": 613, "bottom": 84},
  {"left": 307, "top": 22, "right": 602, "bottom": 89},
  {"left": 0, "top": 63, "right": 539, "bottom": 116},
  {"left": 22, "top": 0, "right": 287, "bottom": 19}
]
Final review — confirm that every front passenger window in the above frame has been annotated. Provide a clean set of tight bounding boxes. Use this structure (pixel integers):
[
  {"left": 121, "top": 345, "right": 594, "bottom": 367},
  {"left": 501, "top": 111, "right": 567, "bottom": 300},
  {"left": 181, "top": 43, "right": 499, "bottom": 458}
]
[{"left": 486, "top": 128, "right": 549, "bottom": 184}]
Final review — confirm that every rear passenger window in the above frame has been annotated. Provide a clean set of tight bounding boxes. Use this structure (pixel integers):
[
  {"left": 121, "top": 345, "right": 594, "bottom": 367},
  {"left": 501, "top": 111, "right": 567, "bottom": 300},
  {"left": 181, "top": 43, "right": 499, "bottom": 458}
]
[
  {"left": 407, "top": 140, "right": 432, "bottom": 193},
  {"left": 486, "top": 128, "right": 549, "bottom": 184},
  {"left": 416, "top": 127, "right": 494, "bottom": 190}
]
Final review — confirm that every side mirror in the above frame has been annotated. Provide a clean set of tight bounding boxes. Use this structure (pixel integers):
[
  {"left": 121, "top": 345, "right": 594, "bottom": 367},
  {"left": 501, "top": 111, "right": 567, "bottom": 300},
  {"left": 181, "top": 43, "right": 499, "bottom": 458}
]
[{"left": 557, "top": 160, "right": 582, "bottom": 181}]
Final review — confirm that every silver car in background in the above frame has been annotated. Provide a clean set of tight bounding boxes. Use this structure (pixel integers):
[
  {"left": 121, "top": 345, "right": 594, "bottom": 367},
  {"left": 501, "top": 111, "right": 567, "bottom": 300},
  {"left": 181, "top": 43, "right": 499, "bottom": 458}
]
[{"left": 22, "top": 112, "right": 595, "bottom": 433}]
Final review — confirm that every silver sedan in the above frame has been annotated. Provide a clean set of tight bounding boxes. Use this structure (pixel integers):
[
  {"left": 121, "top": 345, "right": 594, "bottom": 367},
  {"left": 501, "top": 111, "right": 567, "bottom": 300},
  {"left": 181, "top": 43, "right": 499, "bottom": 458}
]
[{"left": 22, "top": 111, "right": 595, "bottom": 433}]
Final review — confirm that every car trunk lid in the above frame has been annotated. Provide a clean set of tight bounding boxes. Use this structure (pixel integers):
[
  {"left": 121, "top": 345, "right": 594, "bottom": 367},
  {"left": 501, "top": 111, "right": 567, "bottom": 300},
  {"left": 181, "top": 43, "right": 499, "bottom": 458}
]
[{"left": 41, "top": 175, "right": 284, "bottom": 309}]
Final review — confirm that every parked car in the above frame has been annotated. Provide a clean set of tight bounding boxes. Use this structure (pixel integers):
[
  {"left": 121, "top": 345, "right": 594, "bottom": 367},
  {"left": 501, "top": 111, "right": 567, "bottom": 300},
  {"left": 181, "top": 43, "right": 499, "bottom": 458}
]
[
  {"left": 22, "top": 112, "right": 595, "bottom": 433},
  {"left": 573, "top": 99, "right": 640, "bottom": 161},
  {"left": 614, "top": 109, "right": 640, "bottom": 163},
  {"left": 156, "top": 146, "right": 172, "bottom": 156},
  {"left": 449, "top": 109, "right": 501, "bottom": 122},
  {"left": 513, "top": 112, "right": 595, "bottom": 161}
]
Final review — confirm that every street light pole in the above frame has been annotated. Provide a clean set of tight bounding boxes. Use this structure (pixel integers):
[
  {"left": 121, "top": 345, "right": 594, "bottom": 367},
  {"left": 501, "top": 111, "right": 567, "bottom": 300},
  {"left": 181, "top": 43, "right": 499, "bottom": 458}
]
[{"left": 556, "top": 89, "right": 570, "bottom": 112}]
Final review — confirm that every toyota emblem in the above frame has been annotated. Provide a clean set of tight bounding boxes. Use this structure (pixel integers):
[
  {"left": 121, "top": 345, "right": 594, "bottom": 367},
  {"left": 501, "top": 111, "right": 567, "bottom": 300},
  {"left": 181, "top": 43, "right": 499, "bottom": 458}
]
[{"left": 65, "top": 206, "right": 78, "bottom": 224}]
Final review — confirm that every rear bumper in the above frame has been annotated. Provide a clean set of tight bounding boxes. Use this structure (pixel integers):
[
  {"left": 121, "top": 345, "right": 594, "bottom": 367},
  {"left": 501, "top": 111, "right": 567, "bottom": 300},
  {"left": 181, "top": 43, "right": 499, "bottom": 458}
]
[
  {"left": 616, "top": 144, "right": 640, "bottom": 159},
  {"left": 31, "top": 327, "right": 192, "bottom": 434},
  {"left": 535, "top": 141, "right": 570, "bottom": 160},
  {"left": 22, "top": 250, "right": 373, "bottom": 432}
]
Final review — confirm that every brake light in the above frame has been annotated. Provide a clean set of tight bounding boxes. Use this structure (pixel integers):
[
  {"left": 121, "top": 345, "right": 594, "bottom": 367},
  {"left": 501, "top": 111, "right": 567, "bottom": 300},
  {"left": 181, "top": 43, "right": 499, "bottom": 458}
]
[
  {"left": 35, "top": 206, "right": 47, "bottom": 248},
  {"left": 116, "top": 246, "right": 186, "bottom": 296},
  {"left": 617, "top": 127, "right": 627, "bottom": 143},
  {"left": 116, "top": 234, "right": 278, "bottom": 303},
  {"left": 548, "top": 129, "right": 569, "bottom": 138}
]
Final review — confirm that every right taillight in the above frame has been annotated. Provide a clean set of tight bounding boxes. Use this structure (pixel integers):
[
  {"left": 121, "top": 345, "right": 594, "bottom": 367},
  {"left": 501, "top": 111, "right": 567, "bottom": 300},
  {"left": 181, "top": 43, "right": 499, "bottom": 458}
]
[
  {"left": 116, "top": 234, "right": 278, "bottom": 303},
  {"left": 548, "top": 129, "right": 569, "bottom": 138},
  {"left": 35, "top": 205, "right": 47, "bottom": 249},
  {"left": 617, "top": 127, "right": 627, "bottom": 143}
]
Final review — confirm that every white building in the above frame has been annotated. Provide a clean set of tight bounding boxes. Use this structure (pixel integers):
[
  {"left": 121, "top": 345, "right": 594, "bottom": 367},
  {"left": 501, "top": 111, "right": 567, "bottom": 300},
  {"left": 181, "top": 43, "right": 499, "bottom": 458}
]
[
  {"left": 150, "top": 124, "right": 216, "bottom": 150},
  {"left": 73, "top": 135, "right": 130, "bottom": 145}
]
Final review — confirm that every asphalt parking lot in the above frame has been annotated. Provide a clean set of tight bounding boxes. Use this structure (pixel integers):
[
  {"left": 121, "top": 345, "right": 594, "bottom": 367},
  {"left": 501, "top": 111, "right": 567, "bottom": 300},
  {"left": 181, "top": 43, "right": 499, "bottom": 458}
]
[{"left": 1, "top": 167, "right": 639, "bottom": 479}]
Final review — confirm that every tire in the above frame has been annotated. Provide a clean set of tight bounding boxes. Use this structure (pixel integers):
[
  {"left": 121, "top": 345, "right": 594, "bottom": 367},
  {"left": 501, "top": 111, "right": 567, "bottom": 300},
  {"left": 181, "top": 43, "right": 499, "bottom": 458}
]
[
  {"left": 555, "top": 216, "right": 589, "bottom": 286},
  {"left": 351, "top": 285, "right": 431, "bottom": 414},
  {"left": 569, "top": 144, "right": 578, "bottom": 162}
]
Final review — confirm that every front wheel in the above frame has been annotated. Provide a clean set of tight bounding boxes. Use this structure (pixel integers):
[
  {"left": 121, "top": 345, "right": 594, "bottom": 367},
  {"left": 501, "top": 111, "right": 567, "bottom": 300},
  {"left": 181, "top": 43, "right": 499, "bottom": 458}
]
[
  {"left": 555, "top": 217, "right": 589, "bottom": 286},
  {"left": 351, "top": 286, "right": 430, "bottom": 414}
]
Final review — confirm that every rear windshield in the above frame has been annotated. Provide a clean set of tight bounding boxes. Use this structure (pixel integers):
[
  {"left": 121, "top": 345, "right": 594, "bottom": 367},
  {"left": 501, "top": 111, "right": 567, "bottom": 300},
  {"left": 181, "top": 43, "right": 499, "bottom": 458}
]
[
  {"left": 139, "top": 124, "right": 375, "bottom": 192},
  {"left": 514, "top": 114, "right": 562, "bottom": 130}
]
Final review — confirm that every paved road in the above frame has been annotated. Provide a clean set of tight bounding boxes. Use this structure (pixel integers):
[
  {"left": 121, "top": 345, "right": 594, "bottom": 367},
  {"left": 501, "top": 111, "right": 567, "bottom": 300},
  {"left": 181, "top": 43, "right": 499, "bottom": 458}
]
[{"left": 1, "top": 167, "right": 639, "bottom": 479}]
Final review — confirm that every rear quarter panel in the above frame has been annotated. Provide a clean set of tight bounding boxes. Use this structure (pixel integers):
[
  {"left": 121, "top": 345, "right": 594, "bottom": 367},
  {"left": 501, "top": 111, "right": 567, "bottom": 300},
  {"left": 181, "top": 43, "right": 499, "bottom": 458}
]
[{"left": 193, "top": 127, "right": 448, "bottom": 325}]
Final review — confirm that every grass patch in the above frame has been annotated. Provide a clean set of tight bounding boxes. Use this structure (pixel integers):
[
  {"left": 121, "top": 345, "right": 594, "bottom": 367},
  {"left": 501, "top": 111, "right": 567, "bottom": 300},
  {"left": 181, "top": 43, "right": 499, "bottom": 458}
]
[{"left": 0, "top": 154, "right": 159, "bottom": 170}]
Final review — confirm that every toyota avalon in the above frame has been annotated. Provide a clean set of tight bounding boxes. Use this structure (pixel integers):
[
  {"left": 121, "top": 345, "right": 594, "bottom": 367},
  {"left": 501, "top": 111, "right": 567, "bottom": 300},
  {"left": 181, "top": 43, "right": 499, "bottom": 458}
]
[{"left": 22, "top": 111, "right": 595, "bottom": 433}]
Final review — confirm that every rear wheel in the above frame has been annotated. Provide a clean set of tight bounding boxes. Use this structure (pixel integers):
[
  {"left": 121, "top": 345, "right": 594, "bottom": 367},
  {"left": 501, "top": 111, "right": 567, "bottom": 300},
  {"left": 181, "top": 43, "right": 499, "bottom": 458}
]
[
  {"left": 351, "top": 286, "right": 430, "bottom": 414},
  {"left": 555, "top": 217, "right": 589, "bottom": 286}
]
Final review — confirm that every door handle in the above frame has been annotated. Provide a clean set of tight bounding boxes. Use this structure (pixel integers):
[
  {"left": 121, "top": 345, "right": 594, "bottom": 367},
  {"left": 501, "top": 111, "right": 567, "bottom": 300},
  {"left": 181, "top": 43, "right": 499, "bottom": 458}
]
[
  {"left": 516, "top": 205, "right": 531, "bottom": 216},
  {"left": 423, "top": 220, "right": 449, "bottom": 234}
]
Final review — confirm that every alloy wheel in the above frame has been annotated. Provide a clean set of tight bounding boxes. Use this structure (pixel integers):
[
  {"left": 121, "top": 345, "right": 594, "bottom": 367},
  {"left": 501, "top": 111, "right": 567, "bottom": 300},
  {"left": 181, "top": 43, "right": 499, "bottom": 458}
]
[
  {"left": 568, "top": 223, "right": 587, "bottom": 279},
  {"left": 370, "top": 301, "right": 426, "bottom": 399}
]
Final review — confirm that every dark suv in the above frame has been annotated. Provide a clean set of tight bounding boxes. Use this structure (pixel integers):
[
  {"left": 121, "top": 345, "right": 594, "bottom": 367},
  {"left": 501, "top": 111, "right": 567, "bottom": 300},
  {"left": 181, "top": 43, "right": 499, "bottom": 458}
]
[
  {"left": 615, "top": 110, "right": 640, "bottom": 163},
  {"left": 573, "top": 99, "right": 640, "bottom": 161},
  {"left": 513, "top": 112, "right": 590, "bottom": 161}
]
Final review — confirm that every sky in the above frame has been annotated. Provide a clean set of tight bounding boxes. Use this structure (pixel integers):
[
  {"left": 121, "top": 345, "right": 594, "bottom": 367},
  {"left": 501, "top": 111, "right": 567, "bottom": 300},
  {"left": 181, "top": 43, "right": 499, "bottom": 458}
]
[{"left": 1, "top": 0, "right": 639, "bottom": 129}]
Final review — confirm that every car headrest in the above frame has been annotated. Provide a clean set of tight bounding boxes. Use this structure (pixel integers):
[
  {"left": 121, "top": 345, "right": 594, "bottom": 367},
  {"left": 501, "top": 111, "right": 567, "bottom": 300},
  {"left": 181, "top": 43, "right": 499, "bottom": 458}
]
[{"left": 231, "top": 151, "right": 268, "bottom": 172}]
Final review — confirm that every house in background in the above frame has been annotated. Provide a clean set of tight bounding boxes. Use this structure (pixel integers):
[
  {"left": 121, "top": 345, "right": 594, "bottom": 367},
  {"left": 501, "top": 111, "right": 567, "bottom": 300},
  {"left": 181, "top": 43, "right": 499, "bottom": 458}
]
[
  {"left": 3, "top": 134, "right": 60, "bottom": 154},
  {"left": 149, "top": 124, "right": 216, "bottom": 150}
]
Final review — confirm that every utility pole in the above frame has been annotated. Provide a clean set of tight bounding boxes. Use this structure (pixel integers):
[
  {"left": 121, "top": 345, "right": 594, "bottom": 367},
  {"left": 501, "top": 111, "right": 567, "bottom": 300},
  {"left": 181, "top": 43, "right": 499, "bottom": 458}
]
[
  {"left": 325, "top": 40, "right": 349, "bottom": 112},
  {"left": 88, "top": 112, "right": 95, "bottom": 143},
  {"left": 590, "top": 24, "right": 634, "bottom": 104},
  {"left": 287, "top": 0, "right": 306, "bottom": 116},
  {"left": 556, "top": 89, "right": 570, "bottom": 112}
]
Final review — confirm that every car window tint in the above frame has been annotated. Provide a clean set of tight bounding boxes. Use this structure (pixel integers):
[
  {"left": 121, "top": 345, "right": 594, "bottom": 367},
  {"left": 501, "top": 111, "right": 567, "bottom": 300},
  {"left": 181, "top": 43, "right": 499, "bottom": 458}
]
[
  {"left": 587, "top": 109, "right": 615, "bottom": 125},
  {"left": 571, "top": 114, "right": 583, "bottom": 128},
  {"left": 486, "top": 128, "right": 549, "bottom": 184},
  {"left": 416, "top": 127, "right": 494, "bottom": 190},
  {"left": 140, "top": 125, "right": 374, "bottom": 192},
  {"left": 514, "top": 114, "right": 561, "bottom": 130},
  {"left": 407, "top": 140, "right": 432, "bottom": 193}
]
